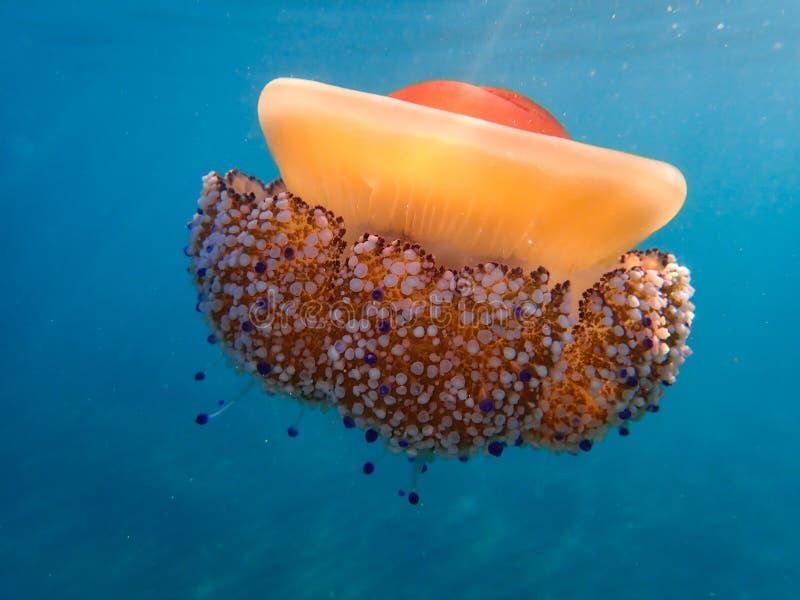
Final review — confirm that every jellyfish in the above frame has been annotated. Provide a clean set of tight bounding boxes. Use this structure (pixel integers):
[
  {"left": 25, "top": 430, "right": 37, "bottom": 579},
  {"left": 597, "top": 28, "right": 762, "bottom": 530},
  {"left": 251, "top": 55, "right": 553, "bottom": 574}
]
[{"left": 186, "top": 78, "right": 694, "bottom": 465}]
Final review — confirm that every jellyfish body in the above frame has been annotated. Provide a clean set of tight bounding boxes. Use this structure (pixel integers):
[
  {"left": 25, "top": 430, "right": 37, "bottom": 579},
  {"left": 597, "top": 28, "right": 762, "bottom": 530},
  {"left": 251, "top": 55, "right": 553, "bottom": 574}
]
[{"left": 187, "top": 78, "right": 694, "bottom": 458}]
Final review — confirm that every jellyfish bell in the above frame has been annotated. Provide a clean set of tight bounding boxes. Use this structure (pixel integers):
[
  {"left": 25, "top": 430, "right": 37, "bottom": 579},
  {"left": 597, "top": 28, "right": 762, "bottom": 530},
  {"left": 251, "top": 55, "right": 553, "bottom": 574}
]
[
  {"left": 188, "top": 77, "right": 694, "bottom": 471},
  {"left": 257, "top": 77, "right": 686, "bottom": 291}
]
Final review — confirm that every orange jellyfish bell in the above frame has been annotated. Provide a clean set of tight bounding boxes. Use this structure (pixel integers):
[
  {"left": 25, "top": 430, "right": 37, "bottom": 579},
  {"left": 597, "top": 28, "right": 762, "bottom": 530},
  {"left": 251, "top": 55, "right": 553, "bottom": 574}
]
[
  {"left": 388, "top": 80, "right": 571, "bottom": 139},
  {"left": 187, "top": 77, "right": 694, "bottom": 477},
  {"left": 257, "top": 78, "right": 686, "bottom": 289}
]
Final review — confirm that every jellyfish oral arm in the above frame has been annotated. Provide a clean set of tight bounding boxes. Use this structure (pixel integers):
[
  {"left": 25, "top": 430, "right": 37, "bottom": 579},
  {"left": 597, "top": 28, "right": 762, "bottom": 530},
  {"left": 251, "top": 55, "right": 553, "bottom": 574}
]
[{"left": 187, "top": 169, "right": 694, "bottom": 458}]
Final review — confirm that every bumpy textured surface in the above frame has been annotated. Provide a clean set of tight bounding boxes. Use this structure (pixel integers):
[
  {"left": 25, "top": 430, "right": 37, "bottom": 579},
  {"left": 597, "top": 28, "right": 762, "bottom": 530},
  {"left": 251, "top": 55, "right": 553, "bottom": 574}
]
[{"left": 187, "top": 169, "right": 694, "bottom": 458}]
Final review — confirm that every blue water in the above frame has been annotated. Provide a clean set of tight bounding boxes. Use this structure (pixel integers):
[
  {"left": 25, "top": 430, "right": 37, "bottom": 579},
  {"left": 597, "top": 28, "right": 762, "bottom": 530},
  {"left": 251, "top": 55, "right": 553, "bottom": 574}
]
[{"left": 2, "top": 1, "right": 798, "bottom": 598}]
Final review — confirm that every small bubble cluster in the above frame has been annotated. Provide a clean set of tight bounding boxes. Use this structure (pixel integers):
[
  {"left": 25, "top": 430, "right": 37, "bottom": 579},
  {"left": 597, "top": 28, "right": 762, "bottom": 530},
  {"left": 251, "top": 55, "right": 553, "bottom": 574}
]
[{"left": 187, "top": 170, "right": 694, "bottom": 458}]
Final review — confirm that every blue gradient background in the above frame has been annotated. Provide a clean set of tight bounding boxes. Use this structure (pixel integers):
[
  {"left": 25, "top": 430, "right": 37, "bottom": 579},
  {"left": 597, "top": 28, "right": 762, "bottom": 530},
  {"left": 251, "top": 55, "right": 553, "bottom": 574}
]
[{"left": 2, "top": 2, "right": 797, "bottom": 598}]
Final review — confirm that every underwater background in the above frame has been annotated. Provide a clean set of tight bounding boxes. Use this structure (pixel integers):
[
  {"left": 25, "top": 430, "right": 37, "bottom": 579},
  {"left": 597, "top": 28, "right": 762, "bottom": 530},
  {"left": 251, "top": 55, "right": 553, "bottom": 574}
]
[{"left": 2, "top": 1, "right": 798, "bottom": 598}]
